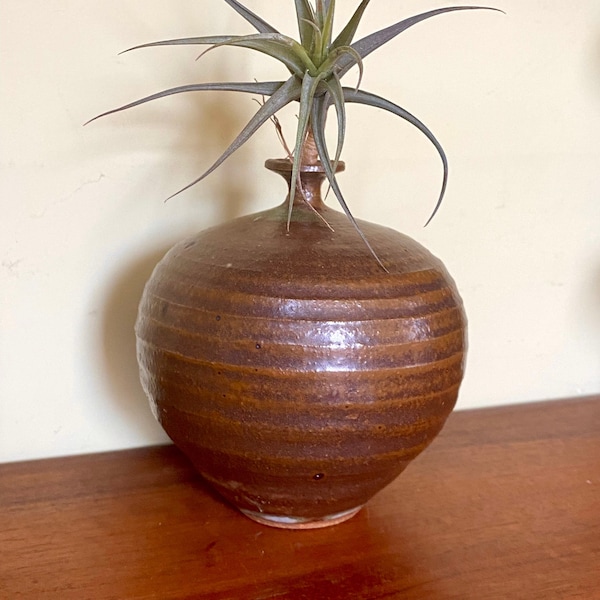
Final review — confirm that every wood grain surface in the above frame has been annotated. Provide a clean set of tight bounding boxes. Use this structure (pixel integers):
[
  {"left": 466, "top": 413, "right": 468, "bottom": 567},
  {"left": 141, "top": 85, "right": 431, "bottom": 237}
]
[{"left": 1, "top": 396, "right": 599, "bottom": 599}]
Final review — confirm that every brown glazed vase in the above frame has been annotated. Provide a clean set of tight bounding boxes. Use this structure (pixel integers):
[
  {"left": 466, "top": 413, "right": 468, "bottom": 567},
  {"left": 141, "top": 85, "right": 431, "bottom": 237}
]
[{"left": 136, "top": 158, "right": 467, "bottom": 529}]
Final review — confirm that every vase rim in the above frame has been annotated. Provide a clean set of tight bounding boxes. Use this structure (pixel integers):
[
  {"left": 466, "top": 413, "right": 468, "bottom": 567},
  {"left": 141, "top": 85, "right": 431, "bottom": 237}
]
[{"left": 264, "top": 158, "right": 345, "bottom": 174}]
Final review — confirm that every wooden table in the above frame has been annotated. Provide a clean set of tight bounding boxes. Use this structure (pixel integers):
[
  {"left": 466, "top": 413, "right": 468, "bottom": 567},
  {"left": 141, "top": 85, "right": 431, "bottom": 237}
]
[{"left": 2, "top": 396, "right": 599, "bottom": 599}]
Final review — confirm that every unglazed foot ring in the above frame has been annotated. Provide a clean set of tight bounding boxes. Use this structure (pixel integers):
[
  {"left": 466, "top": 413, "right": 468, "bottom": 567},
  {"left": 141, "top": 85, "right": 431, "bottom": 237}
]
[{"left": 240, "top": 506, "right": 362, "bottom": 529}]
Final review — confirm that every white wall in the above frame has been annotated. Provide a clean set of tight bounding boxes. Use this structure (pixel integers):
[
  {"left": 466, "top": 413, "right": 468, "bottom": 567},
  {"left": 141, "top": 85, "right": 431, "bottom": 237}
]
[{"left": 1, "top": 1, "right": 599, "bottom": 463}]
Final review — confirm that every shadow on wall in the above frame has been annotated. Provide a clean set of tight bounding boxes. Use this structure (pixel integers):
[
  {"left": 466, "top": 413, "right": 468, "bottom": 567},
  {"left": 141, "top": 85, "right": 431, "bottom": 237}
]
[
  {"left": 101, "top": 248, "right": 170, "bottom": 442},
  {"left": 163, "top": 54, "right": 261, "bottom": 225},
  {"left": 98, "top": 53, "right": 261, "bottom": 439}
]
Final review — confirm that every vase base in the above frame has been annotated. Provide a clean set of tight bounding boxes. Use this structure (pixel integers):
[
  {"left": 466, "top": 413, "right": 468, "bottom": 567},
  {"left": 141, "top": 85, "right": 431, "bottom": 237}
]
[{"left": 239, "top": 506, "right": 363, "bottom": 529}]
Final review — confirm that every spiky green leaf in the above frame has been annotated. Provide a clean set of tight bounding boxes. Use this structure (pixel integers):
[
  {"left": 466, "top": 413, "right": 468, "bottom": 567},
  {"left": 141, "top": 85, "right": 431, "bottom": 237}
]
[
  {"left": 311, "top": 96, "right": 387, "bottom": 271},
  {"left": 319, "top": 0, "right": 336, "bottom": 59},
  {"left": 337, "top": 6, "right": 502, "bottom": 77},
  {"left": 294, "top": 0, "right": 316, "bottom": 50},
  {"left": 206, "top": 33, "right": 318, "bottom": 76},
  {"left": 123, "top": 33, "right": 313, "bottom": 77},
  {"left": 167, "top": 76, "right": 302, "bottom": 199},
  {"left": 315, "top": 0, "right": 333, "bottom": 29},
  {"left": 342, "top": 87, "right": 448, "bottom": 225},
  {"left": 288, "top": 72, "right": 328, "bottom": 225},
  {"left": 323, "top": 75, "right": 346, "bottom": 170},
  {"left": 121, "top": 35, "right": 237, "bottom": 54},
  {"left": 331, "top": 0, "right": 371, "bottom": 49},
  {"left": 320, "top": 45, "right": 363, "bottom": 87},
  {"left": 222, "top": 0, "right": 279, "bottom": 34},
  {"left": 85, "top": 81, "right": 284, "bottom": 125}
]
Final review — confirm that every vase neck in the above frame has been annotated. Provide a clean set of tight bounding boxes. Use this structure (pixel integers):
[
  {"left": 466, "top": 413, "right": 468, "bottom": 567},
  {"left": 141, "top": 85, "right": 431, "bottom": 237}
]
[
  {"left": 265, "top": 159, "right": 345, "bottom": 211},
  {"left": 265, "top": 127, "right": 345, "bottom": 209}
]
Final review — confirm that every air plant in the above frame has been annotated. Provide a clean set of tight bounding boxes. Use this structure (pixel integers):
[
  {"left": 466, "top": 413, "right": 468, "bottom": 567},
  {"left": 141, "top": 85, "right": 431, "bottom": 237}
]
[{"left": 89, "top": 0, "right": 500, "bottom": 264}]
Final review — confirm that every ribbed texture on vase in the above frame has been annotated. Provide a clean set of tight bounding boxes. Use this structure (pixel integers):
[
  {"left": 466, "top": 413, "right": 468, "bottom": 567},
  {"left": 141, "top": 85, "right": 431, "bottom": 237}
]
[{"left": 136, "top": 202, "right": 467, "bottom": 518}]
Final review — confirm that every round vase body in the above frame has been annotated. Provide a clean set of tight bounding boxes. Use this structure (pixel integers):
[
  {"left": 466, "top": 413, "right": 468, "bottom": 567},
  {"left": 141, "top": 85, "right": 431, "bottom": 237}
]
[{"left": 136, "top": 164, "right": 467, "bottom": 528}]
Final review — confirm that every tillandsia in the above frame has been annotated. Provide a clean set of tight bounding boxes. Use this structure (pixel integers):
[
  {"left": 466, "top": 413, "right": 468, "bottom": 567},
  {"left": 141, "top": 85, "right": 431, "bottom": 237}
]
[{"left": 89, "top": 0, "right": 501, "bottom": 267}]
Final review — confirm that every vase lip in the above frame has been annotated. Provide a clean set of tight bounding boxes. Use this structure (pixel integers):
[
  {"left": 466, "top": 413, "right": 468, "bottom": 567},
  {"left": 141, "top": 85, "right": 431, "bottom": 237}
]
[{"left": 264, "top": 158, "right": 345, "bottom": 175}]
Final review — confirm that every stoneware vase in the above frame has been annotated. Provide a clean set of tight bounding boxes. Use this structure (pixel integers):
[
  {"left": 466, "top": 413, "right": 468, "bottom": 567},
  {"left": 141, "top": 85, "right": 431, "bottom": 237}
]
[{"left": 136, "top": 159, "right": 467, "bottom": 529}]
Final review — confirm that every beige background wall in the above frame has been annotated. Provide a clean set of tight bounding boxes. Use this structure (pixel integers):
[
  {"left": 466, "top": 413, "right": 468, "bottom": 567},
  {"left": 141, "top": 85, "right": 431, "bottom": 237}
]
[{"left": 1, "top": 1, "right": 599, "bottom": 463}]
